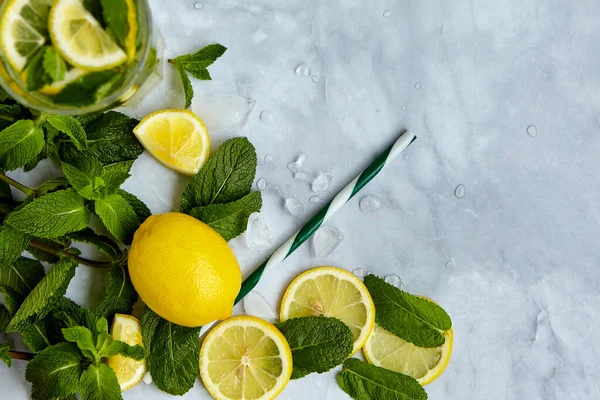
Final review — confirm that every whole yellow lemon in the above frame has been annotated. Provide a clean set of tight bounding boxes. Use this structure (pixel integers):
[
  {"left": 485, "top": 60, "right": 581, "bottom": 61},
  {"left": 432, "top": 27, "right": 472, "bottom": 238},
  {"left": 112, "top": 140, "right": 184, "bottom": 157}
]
[{"left": 128, "top": 212, "right": 241, "bottom": 327}]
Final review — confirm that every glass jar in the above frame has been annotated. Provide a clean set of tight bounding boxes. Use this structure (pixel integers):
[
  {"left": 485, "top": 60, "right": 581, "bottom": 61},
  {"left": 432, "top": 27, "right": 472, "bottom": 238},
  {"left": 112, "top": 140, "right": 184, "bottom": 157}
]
[{"left": 0, "top": 0, "right": 163, "bottom": 115}]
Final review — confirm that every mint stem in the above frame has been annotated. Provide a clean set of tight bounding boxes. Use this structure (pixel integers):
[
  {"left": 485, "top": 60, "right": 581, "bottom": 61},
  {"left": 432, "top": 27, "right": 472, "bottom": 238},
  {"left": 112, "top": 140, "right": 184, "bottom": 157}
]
[
  {"left": 33, "top": 112, "right": 48, "bottom": 127},
  {"left": 28, "top": 239, "right": 116, "bottom": 269},
  {"left": 8, "top": 350, "right": 34, "bottom": 361},
  {"left": 0, "top": 173, "right": 34, "bottom": 196}
]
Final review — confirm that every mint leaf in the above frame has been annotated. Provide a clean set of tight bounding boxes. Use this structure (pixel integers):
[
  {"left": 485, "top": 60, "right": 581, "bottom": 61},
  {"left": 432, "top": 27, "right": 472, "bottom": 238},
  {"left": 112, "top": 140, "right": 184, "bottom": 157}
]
[
  {"left": 0, "top": 257, "right": 45, "bottom": 294},
  {"left": 96, "top": 317, "right": 109, "bottom": 334},
  {"left": 94, "top": 73, "right": 127, "bottom": 103},
  {"left": 6, "top": 189, "right": 90, "bottom": 238},
  {"left": 100, "top": 0, "right": 129, "bottom": 48},
  {"left": 0, "top": 87, "right": 9, "bottom": 102},
  {"left": 7, "top": 257, "right": 78, "bottom": 332},
  {"left": 43, "top": 46, "right": 66, "bottom": 82},
  {"left": 79, "top": 364, "right": 122, "bottom": 400},
  {"left": 61, "top": 111, "right": 142, "bottom": 165},
  {"left": 142, "top": 307, "right": 200, "bottom": 395},
  {"left": 25, "top": 48, "right": 52, "bottom": 91},
  {"left": 179, "top": 62, "right": 212, "bottom": 80},
  {"left": 363, "top": 275, "right": 451, "bottom": 348},
  {"left": 95, "top": 265, "right": 136, "bottom": 319},
  {"left": 62, "top": 326, "right": 97, "bottom": 359},
  {"left": 0, "top": 120, "right": 45, "bottom": 171},
  {"left": 21, "top": 318, "right": 53, "bottom": 352},
  {"left": 25, "top": 342, "right": 85, "bottom": 400},
  {"left": 118, "top": 189, "right": 151, "bottom": 224},
  {"left": 67, "top": 228, "right": 120, "bottom": 259},
  {"left": 0, "top": 224, "right": 30, "bottom": 275},
  {"left": 180, "top": 137, "right": 257, "bottom": 212},
  {"left": 175, "top": 62, "right": 194, "bottom": 108},
  {"left": 94, "top": 193, "right": 139, "bottom": 244},
  {"left": 61, "top": 162, "right": 98, "bottom": 195},
  {"left": 276, "top": 317, "right": 353, "bottom": 379},
  {"left": 0, "top": 342, "right": 11, "bottom": 367},
  {"left": 0, "top": 104, "right": 22, "bottom": 131},
  {"left": 53, "top": 297, "right": 96, "bottom": 332},
  {"left": 0, "top": 305, "right": 9, "bottom": 331},
  {"left": 46, "top": 115, "right": 87, "bottom": 150},
  {"left": 83, "top": 0, "right": 104, "bottom": 23},
  {"left": 100, "top": 170, "right": 130, "bottom": 197},
  {"left": 34, "top": 176, "right": 71, "bottom": 197},
  {"left": 54, "top": 71, "right": 114, "bottom": 106},
  {"left": 174, "top": 44, "right": 227, "bottom": 65},
  {"left": 189, "top": 191, "right": 261, "bottom": 241},
  {"left": 337, "top": 358, "right": 427, "bottom": 400},
  {"left": 104, "top": 159, "right": 135, "bottom": 175},
  {"left": 96, "top": 334, "right": 145, "bottom": 360}
]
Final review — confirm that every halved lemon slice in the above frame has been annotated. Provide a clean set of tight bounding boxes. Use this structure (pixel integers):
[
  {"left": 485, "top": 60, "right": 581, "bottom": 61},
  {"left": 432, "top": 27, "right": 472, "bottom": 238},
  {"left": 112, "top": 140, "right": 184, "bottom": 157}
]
[
  {"left": 0, "top": 0, "right": 52, "bottom": 70},
  {"left": 49, "top": 0, "right": 127, "bottom": 71},
  {"left": 124, "top": 0, "right": 137, "bottom": 61},
  {"left": 38, "top": 67, "right": 86, "bottom": 95},
  {"left": 106, "top": 314, "right": 147, "bottom": 391},
  {"left": 133, "top": 109, "right": 210, "bottom": 176},
  {"left": 280, "top": 266, "right": 375, "bottom": 355},
  {"left": 200, "top": 316, "right": 293, "bottom": 400}
]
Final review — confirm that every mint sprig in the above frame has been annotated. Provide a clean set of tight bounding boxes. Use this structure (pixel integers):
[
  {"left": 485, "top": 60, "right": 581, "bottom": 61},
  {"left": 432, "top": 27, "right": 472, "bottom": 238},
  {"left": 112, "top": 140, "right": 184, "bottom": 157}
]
[
  {"left": 169, "top": 44, "right": 227, "bottom": 108},
  {"left": 364, "top": 274, "right": 452, "bottom": 348}
]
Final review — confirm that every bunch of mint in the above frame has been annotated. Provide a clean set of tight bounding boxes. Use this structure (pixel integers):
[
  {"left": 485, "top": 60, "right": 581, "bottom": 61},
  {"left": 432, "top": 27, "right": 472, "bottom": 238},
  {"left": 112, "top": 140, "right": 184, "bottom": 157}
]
[
  {"left": 0, "top": 86, "right": 262, "bottom": 399},
  {"left": 272, "top": 275, "right": 453, "bottom": 400}
]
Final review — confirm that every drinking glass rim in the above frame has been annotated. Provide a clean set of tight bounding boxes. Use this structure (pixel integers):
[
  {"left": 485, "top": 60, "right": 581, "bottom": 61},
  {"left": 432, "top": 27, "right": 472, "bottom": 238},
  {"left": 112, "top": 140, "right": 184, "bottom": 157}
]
[{"left": 0, "top": 0, "right": 154, "bottom": 116}]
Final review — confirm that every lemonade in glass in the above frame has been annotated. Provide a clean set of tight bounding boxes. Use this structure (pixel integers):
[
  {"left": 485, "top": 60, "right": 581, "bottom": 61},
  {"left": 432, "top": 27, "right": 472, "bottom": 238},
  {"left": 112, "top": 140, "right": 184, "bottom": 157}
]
[{"left": 0, "top": 0, "right": 162, "bottom": 115}]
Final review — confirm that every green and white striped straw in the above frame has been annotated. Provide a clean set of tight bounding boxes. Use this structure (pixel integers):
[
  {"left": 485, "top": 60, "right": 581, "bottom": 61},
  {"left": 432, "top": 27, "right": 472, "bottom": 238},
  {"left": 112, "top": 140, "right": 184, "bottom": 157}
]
[{"left": 234, "top": 130, "right": 416, "bottom": 304}]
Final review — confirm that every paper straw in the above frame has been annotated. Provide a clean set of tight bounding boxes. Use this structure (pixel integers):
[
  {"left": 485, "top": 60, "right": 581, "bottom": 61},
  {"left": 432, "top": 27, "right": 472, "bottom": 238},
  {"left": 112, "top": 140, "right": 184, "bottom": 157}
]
[{"left": 234, "top": 130, "right": 416, "bottom": 304}]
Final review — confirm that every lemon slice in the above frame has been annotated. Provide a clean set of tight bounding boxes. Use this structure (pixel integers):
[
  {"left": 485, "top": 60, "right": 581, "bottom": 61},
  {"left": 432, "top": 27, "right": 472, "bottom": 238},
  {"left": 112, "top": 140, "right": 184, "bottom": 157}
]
[
  {"left": 124, "top": 0, "right": 137, "bottom": 60},
  {"left": 0, "top": 0, "right": 52, "bottom": 70},
  {"left": 49, "top": 0, "right": 127, "bottom": 71},
  {"left": 280, "top": 266, "right": 375, "bottom": 355},
  {"left": 106, "top": 314, "right": 147, "bottom": 391},
  {"left": 364, "top": 324, "right": 453, "bottom": 385},
  {"left": 133, "top": 109, "right": 210, "bottom": 176},
  {"left": 200, "top": 316, "right": 293, "bottom": 400},
  {"left": 38, "top": 67, "right": 86, "bottom": 95}
]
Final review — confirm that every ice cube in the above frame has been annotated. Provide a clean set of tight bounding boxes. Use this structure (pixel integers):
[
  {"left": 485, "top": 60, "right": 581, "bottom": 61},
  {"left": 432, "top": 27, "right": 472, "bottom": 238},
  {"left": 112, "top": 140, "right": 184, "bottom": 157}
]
[
  {"left": 143, "top": 371, "right": 153, "bottom": 385},
  {"left": 384, "top": 274, "right": 403, "bottom": 289},
  {"left": 287, "top": 154, "right": 307, "bottom": 174},
  {"left": 352, "top": 268, "right": 365, "bottom": 280},
  {"left": 284, "top": 197, "right": 305, "bottom": 217},
  {"left": 245, "top": 213, "right": 273, "bottom": 251},
  {"left": 294, "top": 171, "right": 314, "bottom": 183},
  {"left": 243, "top": 291, "right": 278, "bottom": 322},
  {"left": 311, "top": 173, "right": 332, "bottom": 193},
  {"left": 191, "top": 95, "right": 255, "bottom": 131},
  {"left": 311, "top": 226, "right": 343, "bottom": 257},
  {"left": 309, "top": 195, "right": 325, "bottom": 204},
  {"left": 359, "top": 195, "right": 382, "bottom": 212}
]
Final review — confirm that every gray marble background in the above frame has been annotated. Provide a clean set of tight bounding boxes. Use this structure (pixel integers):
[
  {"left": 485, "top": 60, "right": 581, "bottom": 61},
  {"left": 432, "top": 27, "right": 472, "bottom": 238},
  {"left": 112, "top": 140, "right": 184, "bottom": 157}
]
[{"left": 2, "top": 0, "right": 600, "bottom": 399}]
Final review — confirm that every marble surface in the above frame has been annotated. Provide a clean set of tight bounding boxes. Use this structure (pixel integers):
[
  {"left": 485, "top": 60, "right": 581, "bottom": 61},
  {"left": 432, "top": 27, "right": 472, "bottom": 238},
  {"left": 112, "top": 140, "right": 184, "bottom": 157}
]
[{"left": 2, "top": 0, "right": 600, "bottom": 399}]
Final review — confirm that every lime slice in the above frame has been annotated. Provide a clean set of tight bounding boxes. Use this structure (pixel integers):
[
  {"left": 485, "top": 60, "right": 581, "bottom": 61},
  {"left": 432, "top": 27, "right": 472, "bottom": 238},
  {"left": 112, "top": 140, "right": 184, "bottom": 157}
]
[
  {"left": 49, "top": 0, "right": 127, "bottom": 71},
  {"left": 0, "top": 0, "right": 53, "bottom": 71}
]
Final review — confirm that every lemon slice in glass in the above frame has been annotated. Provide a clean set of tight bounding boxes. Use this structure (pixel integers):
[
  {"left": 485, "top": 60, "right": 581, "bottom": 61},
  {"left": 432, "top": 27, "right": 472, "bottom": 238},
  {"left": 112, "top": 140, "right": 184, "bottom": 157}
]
[
  {"left": 200, "top": 316, "right": 293, "bottom": 400},
  {"left": 364, "top": 323, "right": 453, "bottom": 385},
  {"left": 279, "top": 266, "right": 376, "bottom": 355},
  {"left": 0, "top": 0, "right": 52, "bottom": 70},
  {"left": 106, "top": 314, "right": 147, "bottom": 391},
  {"left": 38, "top": 67, "right": 86, "bottom": 95},
  {"left": 133, "top": 109, "right": 211, "bottom": 176},
  {"left": 49, "top": 0, "right": 127, "bottom": 71}
]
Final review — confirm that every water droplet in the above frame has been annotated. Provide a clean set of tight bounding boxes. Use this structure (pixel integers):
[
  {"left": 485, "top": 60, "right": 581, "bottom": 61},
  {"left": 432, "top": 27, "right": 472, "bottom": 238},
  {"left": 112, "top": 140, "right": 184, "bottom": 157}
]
[
  {"left": 263, "top": 154, "right": 273, "bottom": 163},
  {"left": 246, "top": 213, "right": 273, "bottom": 250},
  {"left": 260, "top": 111, "right": 275, "bottom": 123},
  {"left": 311, "top": 76, "right": 319, "bottom": 83},
  {"left": 256, "top": 178, "right": 267, "bottom": 190},
  {"left": 311, "top": 226, "right": 344, "bottom": 257},
  {"left": 384, "top": 274, "right": 403, "bottom": 289},
  {"left": 295, "top": 63, "right": 311, "bottom": 76},
  {"left": 165, "top": 88, "right": 177, "bottom": 98},
  {"left": 402, "top": 154, "right": 409, "bottom": 160},
  {"left": 414, "top": 82, "right": 421, "bottom": 89},
  {"left": 312, "top": 173, "right": 332, "bottom": 193},
  {"left": 401, "top": 105, "right": 406, "bottom": 111},
  {"left": 194, "top": 2, "right": 202, "bottom": 9},
  {"left": 526, "top": 125, "right": 537, "bottom": 137},
  {"left": 454, "top": 184, "right": 465, "bottom": 199},
  {"left": 294, "top": 171, "right": 314, "bottom": 183},
  {"left": 284, "top": 197, "right": 305, "bottom": 217},
  {"left": 309, "top": 195, "right": 325, "bottom": 204},
  {"left": 243, "top": 291, "right": 277, "bottom": 322},
  {"left": 359, "top": 195, "right": 382, "bottom": 212},
  {"left": 352, "top": 268, "right": 365, "bottom": 280},
  {"left": 445, "top": 261, "right": 454, "bottom": 268},
  {"left": 287, "top": 154, "right": 307, "bottom": 174},
  {"left": 383, "top": 10, "right": 391, "bottom": 17}
]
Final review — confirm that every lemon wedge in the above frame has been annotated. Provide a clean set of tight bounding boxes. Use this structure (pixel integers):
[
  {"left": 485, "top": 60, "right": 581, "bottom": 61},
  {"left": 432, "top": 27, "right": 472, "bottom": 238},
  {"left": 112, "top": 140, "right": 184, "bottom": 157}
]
[
  {"left": 280, "top": 266, "right": 376, "bottom": 355},
  {"left": 49, "top": 0, "right": 127, "bottom": 71},
  {"left": 200, "top": 316, "right": 293, "bottom": 400},
  {"left": 106, "top": 314, "right": 147, "bottom": 391},
  {"left": 133, "top": 109, "right": 210, "bottom": 176}
]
